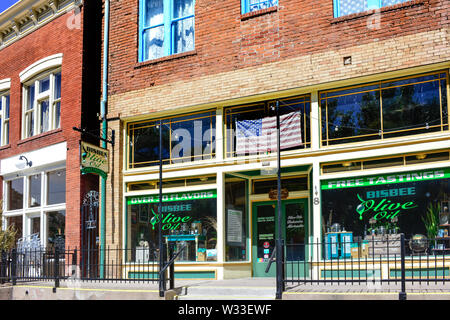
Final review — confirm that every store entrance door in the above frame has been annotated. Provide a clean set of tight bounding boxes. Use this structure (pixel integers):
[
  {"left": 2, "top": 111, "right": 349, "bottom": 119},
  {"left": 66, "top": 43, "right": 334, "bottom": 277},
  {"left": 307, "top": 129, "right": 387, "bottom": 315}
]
[{"left": 252, "top": 199, "right": 308, "bottom": 277}]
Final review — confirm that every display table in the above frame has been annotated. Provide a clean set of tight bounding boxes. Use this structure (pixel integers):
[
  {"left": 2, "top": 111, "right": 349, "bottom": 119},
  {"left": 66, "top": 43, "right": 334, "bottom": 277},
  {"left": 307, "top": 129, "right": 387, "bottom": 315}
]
[
  {"left": 164, "top": 234, "right": 206, "bottom": 262},
  {"left": 364, "top": 234, "right": 402, "bottom": 257}
]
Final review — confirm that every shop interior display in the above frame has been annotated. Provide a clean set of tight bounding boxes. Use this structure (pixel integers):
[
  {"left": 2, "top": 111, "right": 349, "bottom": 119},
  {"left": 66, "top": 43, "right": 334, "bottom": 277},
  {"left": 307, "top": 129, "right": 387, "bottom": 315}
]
[{"left": 434, "top": 201, "right": 450, "bottom": 253}]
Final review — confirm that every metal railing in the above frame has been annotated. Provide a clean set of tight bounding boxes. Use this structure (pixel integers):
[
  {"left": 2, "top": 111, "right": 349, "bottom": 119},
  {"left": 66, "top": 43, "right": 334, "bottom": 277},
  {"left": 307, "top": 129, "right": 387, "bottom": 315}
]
[
  {"left": 0, "top": 246, "right": 185, "bottom": 294},
  {"left": 282, "top": 234, "right": 450, "bottom": 292}
]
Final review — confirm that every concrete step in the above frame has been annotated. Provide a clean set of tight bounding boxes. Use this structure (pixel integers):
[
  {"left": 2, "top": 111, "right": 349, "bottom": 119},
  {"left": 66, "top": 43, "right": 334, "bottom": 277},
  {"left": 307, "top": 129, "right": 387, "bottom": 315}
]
[{"left": 175, "top": 285, "right": 276, "bottom": 300}]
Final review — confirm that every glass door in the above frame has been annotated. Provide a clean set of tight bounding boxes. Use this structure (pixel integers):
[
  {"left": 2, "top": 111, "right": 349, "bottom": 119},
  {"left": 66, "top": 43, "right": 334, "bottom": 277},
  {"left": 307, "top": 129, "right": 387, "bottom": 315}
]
[
  {"left": 252, "top": 202, "right": 277, "bottom": 277},
  {"left": 252, "top": 199, "right": 308, "bottom": 277}
]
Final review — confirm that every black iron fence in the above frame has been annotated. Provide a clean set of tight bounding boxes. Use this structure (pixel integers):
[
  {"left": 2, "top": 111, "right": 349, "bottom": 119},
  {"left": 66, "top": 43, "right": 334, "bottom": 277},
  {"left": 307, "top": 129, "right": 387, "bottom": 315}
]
[
  {"left": 2, "top": 235, "right": 450, "bottom": 299},
  {"left": 0, "top": 246, "right": 182, "bottom": 296},
  {"left": 283, "top": 234, "right": 450, "bottom": 289}
]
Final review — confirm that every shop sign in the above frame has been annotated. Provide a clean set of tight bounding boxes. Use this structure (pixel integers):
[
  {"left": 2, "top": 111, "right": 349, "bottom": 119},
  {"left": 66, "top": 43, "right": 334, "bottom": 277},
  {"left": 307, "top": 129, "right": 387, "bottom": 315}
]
[
  {"left": 268, "top": 188, "right": 289, "bottom": 200},
  {"left": 80, "top": 141, "right": 109, "bottom": 179},
  {"left": 355, "top": 191, "right": 418, "bottom": 222},
  {"left": 127, "top": 190, "right": 217, "bottom": 205},
  {"left": 149, "top": 208, "right": 193, "bottom": 231},
  {"left": 321, "top": 168, "right": 450, "bottom": 190}
]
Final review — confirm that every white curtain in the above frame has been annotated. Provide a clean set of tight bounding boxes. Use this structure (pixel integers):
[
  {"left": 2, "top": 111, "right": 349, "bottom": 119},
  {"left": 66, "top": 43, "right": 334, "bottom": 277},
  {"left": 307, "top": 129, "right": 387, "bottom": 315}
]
[
  {"left": 145, "top": 0, "right": 165, "bottom": 60},
  {"left": 173, "top": 0, "right": 194, "bottom": 54}
]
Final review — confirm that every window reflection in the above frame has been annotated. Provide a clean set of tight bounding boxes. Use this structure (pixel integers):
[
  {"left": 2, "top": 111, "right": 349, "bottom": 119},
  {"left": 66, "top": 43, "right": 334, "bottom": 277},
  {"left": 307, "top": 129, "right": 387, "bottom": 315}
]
[
  {"left": 225, "top": 95, "right": 311, "bottom": 157},
  {"left": 8, "top": 178, "right": 23, "bottom": 210},
  {"left": 128, "top": 111, "right": 216, "bottom": 168},
  {"left": 321, "top": 72, "right": 449, "bottom": 146},
  {"left": 29, "top": 174, "right": 41, "bottom": 207},
  {"left": 47, "top": 210, "right": 65, "bottom": 249},
  {"left": 47, "top": 170, "right": 66, "bottom": 205}
]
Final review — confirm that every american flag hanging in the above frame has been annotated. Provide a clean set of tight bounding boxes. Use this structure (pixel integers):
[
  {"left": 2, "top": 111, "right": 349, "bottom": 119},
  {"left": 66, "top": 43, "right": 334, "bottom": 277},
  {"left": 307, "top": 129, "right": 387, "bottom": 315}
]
[{"left": 235, "top": 111, "right": 302, "bottom": 155}]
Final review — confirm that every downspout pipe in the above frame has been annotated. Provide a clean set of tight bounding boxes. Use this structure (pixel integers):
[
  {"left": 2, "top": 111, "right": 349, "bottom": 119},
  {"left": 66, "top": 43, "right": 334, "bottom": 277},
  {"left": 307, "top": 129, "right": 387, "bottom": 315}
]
[{"left": 100, "top": 0, "right": 110, "bottom": 278}]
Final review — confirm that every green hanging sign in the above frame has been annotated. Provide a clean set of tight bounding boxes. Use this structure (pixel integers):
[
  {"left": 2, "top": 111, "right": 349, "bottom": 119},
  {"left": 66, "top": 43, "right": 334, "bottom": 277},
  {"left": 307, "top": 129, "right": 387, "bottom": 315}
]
[
  {"left": 321, "top": 167, "right": 450, "bottom": 190},
  {"left": 80, "top": 141, "right": 109, "bottom": 179},
  {"left": 127, "top": 189, "right": 217, "bottom": 205}
]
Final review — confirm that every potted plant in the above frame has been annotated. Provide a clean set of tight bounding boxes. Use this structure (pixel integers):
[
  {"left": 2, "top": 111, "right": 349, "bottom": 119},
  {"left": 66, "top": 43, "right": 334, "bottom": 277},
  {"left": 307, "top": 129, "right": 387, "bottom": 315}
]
[
  {"left": 0, "top": 201, "right": 17, "bottom": 251},
  {"left": 202, "top": 216, "right": 217, "bottom": 261},
  {"left": 422, "top": 202, "right": 441, "bottom": 251}
]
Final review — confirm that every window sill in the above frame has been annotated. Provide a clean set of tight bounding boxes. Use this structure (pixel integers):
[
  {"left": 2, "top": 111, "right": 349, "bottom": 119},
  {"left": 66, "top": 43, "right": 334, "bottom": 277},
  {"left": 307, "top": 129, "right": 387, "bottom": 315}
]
[
  {"left": 240, "top": 6, "right": 278, "bottom": 21},
  {"left": 17, "top": 128, "right": 63, "bottom": 146},
  {"left": 0, "top": 144, "right": 11, "bottom": 151},
  {"left": 135, "top": 50, "right": 197, "bottom": 69},
  {"left": 331, "top": 0, "right": 426, "bottom": 24}
]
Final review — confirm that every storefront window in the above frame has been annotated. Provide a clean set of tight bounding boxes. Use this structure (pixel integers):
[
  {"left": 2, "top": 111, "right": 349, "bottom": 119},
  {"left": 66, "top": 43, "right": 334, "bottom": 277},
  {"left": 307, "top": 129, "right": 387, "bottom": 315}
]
[
  {"left": 47, "top": 170, "right": 66, "bottom": 205},
  {"left": 225, "top": 177, "right": 248, "bottom": 261},
  {"left": 46, "top": 210, "right": 65, "bottom": 249},
  {"left": 6, "top": 216, "right": 23, "bottom": 245},
  {"left": 29, "top": 174, "right": 41, "bottom": 207},
  {"left": 8, "top": 178, "right": 23, "bottom": 210},
  {"left": 321, "top": 168, "right": 450, "bottom": 244},
  {"left": 31, "top": 216, "right": 40, "bottom": 237},
  {"left": 128, "top": 111, "right": 216, "bottom": 169},
  {"left": 126, "top": 190, "right": 217, "bottom": 262},
  {"left": 320, "top": 71, "right": 449, "bottom": 146},
  {"left": 225, "top": 95, "right": 311, "bottom": 157}
]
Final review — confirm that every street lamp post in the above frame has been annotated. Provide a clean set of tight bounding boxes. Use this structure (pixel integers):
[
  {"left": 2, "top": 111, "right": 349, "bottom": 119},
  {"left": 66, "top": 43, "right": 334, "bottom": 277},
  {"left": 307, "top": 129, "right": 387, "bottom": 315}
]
[
  {"left": 275, "top": 100, "right": 284, "bottom": 299},
  {"left": 158, "top": 120, "right": 166, "bottom": 297}
]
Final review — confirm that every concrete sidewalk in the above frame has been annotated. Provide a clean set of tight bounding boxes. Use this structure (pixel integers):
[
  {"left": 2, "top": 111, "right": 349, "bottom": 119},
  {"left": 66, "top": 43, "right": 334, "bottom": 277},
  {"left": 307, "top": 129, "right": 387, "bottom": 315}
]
[{"left": 4, "top": 277, "right": 450, "bottom": 300}]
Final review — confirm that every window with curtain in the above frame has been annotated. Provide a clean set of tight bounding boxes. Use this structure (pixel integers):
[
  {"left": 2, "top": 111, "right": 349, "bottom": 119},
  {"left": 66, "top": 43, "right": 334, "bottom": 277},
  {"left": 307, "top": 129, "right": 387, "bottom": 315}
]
[
  {"left": 140, "top": 0, "right": 195, "bottom": 62},
  {"left": 241, "top": 0, "right": 278, "bottom": 14},
  {"left": 333, "top": 0, "right": 410, "bottom": 18}
]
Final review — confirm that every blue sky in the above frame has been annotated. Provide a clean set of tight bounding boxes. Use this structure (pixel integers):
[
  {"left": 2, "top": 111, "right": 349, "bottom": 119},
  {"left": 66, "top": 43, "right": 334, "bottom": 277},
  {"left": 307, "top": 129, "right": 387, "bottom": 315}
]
[{"left": 0, "top": 0, "right": 20, "bottom": 14}]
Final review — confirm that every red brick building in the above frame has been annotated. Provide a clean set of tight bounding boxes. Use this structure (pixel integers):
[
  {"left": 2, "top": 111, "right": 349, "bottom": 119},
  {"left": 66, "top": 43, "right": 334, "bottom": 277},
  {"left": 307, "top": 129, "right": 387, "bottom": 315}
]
[
  {"left": 104, "top": 0, "right": 449, "bottom": 280},
  {"left": 0, "top": 0, "right": 102, "bottom": 250}
]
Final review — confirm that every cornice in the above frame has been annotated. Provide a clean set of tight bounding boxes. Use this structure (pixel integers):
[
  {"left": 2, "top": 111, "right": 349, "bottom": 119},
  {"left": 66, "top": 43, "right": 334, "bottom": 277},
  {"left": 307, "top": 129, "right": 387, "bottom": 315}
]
[{"left": 0, "top": 0, "right": 83, "bottom": 50}]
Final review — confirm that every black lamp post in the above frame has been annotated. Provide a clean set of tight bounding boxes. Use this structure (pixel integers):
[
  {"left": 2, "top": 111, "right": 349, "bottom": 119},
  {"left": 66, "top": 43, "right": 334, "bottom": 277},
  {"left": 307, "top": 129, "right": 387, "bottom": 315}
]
[
  {"left": 275, "top": 100, "right": 284, "bottom": 299},
  {"left": 158, "top": 119, "right": 166, "bottom": 297}
]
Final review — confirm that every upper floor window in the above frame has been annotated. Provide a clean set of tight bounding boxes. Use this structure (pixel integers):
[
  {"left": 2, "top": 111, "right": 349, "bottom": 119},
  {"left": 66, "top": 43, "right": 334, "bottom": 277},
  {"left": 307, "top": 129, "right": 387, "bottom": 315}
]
[
  {"left": 22, "top": 70, "right": 61, "bottom": 139},
  {"left": 333, "top": 0, "right": 410, "bottom": 17},
  {"left": 139, "top": 0, "right": 195, "bottom": 62},
  {"left": 320, "top": 71, "right": 449, "bottom": 146},
  {"left": 225, "top": 95, "right": 311, "bottom": 158},
  {"left": 128, "top": 110, "right": 216, "bottom": 169},
  {"left": 0, "top": 92, "right": 10, "bottom": 146},
  {"left": 241, "top": 0, "right": 278, "bottom": 14}
]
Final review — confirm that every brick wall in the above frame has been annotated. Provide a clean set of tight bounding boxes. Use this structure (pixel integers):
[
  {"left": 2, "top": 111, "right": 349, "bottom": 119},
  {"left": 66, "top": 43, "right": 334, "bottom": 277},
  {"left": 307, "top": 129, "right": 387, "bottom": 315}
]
[
  {"left": 103, "top": 0, "right": 449, "bottom": 250},
  {"left": 0, "top": 8, "right": 99, "bottom": 249},
  {"left": 106, "top": 0, "right": 449, "bottom": 98}
]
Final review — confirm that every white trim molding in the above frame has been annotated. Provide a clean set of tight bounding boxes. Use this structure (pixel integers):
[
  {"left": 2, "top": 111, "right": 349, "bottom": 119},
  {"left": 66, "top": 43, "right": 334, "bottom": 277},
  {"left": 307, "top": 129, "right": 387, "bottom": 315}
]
[
  {"left": 0, "top": 78, "right": 11, "bottom": 91},
  {"left": 0, "top": 0, "right": 83, "bottom": 50},
  {"left": 19, "top": 53, "right": 63, "bottom": 83},
  {"left": 0, "top": 141, "right": 67, "bottom": 178}
]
